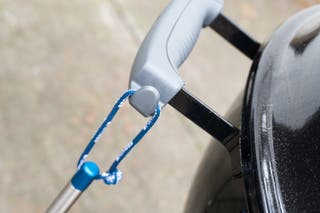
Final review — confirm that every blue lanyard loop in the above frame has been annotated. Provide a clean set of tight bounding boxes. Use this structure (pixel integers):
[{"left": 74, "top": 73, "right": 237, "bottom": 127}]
[{"left": 77, "top": 89, "right": 161, "bottom": 185}]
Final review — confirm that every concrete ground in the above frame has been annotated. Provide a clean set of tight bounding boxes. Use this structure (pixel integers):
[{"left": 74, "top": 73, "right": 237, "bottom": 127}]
[{"left": 0, "top": 0, "right": 318, "bottom": 212}]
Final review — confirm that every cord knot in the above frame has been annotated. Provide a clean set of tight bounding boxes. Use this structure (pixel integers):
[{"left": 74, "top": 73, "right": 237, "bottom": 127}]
[{"left": 101, "top": 169, "right": 123, "bottom": 185}]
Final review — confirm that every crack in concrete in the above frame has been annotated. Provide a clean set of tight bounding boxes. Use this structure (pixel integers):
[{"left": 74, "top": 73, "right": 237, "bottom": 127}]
[{"left": 109, "top": 0, "right": 143, "bottom": 45}]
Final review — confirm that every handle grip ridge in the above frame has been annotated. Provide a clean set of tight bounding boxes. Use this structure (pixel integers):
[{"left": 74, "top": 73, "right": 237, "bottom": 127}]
[{"left": 129, "top": 0, "right": 223, "bottom": 116}]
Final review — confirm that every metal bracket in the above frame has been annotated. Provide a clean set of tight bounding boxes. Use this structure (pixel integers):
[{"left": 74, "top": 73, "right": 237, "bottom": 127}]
[
  {"left": 210, "top": 13, "right": 260, "bottom": 59},
  {"left": 169, "top": 88, "right": 239, "bottom": 143}
]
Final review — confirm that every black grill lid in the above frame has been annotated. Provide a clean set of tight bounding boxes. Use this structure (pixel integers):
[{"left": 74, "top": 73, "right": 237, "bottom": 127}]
[{"left": 241, "top": 5, "right": 320, "bottom": 213}]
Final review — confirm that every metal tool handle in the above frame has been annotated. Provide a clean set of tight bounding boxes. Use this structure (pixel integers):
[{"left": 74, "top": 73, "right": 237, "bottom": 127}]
[
  {"left": 47, "top": 162, "right": 99, "bottom": 213},
  {"left": 129, "top": 0, "right": 223, "bottom": 116}
]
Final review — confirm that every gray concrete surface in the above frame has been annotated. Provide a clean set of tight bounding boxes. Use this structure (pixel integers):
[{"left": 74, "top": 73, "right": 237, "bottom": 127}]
[{"left": 0, "top": 0, "right": 318, "bottom": 212}]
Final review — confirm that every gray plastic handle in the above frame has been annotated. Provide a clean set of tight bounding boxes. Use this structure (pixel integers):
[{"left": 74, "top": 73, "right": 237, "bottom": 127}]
[{"left": 129, "top": 0, "right": 223, "bottom": 116}]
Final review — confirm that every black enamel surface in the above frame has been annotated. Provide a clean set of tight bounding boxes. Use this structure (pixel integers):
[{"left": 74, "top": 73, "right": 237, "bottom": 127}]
[{"left": 241, "top": 5, "right": 320, "bottom": 213}]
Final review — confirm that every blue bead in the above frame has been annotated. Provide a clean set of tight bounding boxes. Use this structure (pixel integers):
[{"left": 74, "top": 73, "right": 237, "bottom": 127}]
[{"left": 71, "top": 162, "right": 100, "bottom": 191}]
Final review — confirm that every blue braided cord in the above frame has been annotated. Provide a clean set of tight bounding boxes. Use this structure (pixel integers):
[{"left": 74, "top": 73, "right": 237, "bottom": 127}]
[
  {"left": 76, "top": 89, "right": 161, "bottom": 185},
  {"left": 77, "top": 89, "right": 135, "bottom": 169},
  {"left": 98, "top": 104, "right": 161, "bottom": 185}
]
